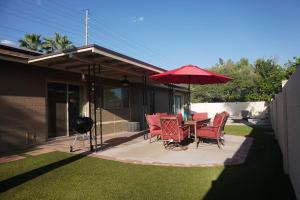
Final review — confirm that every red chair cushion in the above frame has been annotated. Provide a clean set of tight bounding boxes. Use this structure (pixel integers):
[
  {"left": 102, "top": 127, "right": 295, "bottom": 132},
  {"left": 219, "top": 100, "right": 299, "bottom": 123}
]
[
  {"left": 197, "top": 128, "right": 218, "bottom": 138},
  {"left": 150, "top": 129, "right": 161, "bottom": 136},
  {"left": 213, "top": 113, "right": 223, "bottom": 126},
  {"left": 177, "top": 113, "right": 183, "bottom": 125},
  {"left": 146, "top": 115, "right": 161, "bottom": 131},
  {"left": 192, "top": 112, "right": 208, "bottom": 121}
]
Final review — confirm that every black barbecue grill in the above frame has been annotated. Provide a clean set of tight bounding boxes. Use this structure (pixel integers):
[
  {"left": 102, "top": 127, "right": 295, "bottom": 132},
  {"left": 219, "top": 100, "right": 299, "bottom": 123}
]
[{"left": 70, "top": 117, "right": 93, "bottom": 152}]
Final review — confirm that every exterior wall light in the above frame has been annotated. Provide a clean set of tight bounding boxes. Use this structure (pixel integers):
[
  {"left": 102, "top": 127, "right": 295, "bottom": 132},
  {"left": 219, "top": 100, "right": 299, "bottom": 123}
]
[
  {"left": 81, "top": 73, "right": 87, "bottom": 82},
  {"left": 121, "top": 75, "right": 130, "bottom": 87}
]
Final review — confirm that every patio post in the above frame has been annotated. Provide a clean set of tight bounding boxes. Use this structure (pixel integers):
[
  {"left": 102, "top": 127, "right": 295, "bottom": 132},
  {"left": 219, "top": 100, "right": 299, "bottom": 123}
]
[
  {"left": 98, "top": 65, "right": 103, "bottom": 150},
  {"left": 188, "top": 79, "right": 191, "bottom": 118},
  {"left": 168, "top": 84, "right": 174, "bottom": 114},
  {"left": 88, "top": 64, "right": 93, "bottom": 151},
  {"left": 142, "top": 75, "right": 148, "bottom": 139},
  {"left": 93, "top": 64, "right": 98, "bottom": 151},
  {"left": 172, "top": 84, "right": 174, "bottom": 113},
  {"left": 168, "top": 84, "right": 171, "bottom": 113}
]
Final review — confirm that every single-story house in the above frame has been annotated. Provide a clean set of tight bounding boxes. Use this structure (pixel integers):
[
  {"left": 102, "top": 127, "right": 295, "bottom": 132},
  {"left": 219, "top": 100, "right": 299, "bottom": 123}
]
[{"left": 0, "top": 44, "right": 188, "bottom": 153}]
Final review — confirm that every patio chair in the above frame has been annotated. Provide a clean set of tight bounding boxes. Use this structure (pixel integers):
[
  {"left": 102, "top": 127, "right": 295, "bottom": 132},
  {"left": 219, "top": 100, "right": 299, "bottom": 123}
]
[
  {"left": 192, "top": 112, "right": 209, "bottom": 131},
  {"left": 160, "top": 116, "right": 190, "bottom": 148},
  {"left": 220, "top": 111, "right": 230, "bottom": 142},
  {"left": 145, "top": 114, "right": 163, "bottom": 143},
  {"left": 168, "top": 113, "right": 184, "bottom": 125},
  {"left": 196, "top": 113, "right": 225, "bottom": 149},
  {"left": 192, "top": 112, "right": 208, "bottom": 121}
]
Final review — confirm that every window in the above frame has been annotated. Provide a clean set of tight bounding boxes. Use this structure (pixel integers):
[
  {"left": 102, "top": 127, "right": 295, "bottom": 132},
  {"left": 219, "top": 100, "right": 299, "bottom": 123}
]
[
  {"left": 103, "top": 87, "right": 129, "bottom": 109},
  {"left": 174, "top": 95, "right": 182, "bottom": 114}
]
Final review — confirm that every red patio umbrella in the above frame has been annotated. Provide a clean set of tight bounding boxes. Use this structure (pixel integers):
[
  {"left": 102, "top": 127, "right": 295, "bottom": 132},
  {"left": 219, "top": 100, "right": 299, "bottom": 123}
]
[
  {"left": 150, "top": 64, "right": 233, "bottom": 114},
  {"left": 150, "top": 64, "right": 233, "bottom": 85}
]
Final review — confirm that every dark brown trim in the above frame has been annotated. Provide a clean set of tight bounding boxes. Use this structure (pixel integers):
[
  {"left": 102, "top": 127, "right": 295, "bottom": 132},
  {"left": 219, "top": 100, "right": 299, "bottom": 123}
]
[
  {"left": 0, "top": 44, "right": 42, "bottom": 56},
  {"left": 28, "top": 44, "right": 166, "bottom": 73}
]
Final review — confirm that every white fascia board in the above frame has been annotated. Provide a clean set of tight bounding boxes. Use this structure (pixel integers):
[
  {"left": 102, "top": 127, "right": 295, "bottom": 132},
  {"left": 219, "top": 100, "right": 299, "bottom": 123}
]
[{"left": 28, "top": 47, "right": 93, "bottom": 63}]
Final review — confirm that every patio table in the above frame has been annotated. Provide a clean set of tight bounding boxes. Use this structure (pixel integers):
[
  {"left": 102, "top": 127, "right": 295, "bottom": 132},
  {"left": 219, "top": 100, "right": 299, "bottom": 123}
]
[{"left": 185, "top": 118, "right": 211, "bottom": 146}]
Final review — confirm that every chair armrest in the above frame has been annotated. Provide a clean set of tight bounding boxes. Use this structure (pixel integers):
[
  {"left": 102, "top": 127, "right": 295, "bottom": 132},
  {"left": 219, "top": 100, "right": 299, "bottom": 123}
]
[
  {"left": 199, "top": 125, "right": 220, "bottom": 129},
  {"left": 196, "top": 123, "right": 207, "bottom": 128},
  {"left": 195, "top": 120, "right": 210, "bottom": 124}
]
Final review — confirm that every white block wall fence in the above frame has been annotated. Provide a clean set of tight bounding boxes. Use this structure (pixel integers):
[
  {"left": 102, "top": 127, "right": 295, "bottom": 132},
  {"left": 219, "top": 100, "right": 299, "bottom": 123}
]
[
  {"left": 191, "top": 101, "right": 269, "bottom": 119},
  {"left": 269, "top": 66, "right": 300, "bottom": 200}
]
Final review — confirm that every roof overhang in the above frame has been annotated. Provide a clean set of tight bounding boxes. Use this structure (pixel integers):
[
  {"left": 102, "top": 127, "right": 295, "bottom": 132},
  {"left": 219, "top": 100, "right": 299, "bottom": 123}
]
[
  {"left": 0, "top": 44, "right": 42, "bottom": 64},
  {"left": 28, "top": 44, "right": 166, "bottom": 83}
]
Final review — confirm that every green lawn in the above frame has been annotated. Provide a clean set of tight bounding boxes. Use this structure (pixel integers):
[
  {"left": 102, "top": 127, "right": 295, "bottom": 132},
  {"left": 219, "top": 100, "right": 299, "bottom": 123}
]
[
  {"left": 0, "top": 125, "right": 295, "bottom": 200},
  {"left": 224, "top": 125, "right": 254, "bottom": 137}
]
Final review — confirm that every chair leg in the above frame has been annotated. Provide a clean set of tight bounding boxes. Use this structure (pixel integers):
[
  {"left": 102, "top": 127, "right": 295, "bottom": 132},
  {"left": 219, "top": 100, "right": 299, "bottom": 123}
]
[
  {"left": 163, "top": 141, "right": 167, "bottom": 148},
  {"left": 217, "top": 139, "right": 221, "bottom": 149},
  {"left": 220, "top": 137, "right": 225, "bottom": 146},
  {"left": 149, "top": 136, "right": 152, "bottom": 143}
]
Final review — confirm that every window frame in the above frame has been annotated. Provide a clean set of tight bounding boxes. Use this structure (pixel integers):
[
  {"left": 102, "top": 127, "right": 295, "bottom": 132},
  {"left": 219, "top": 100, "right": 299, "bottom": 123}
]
[{"left": 102, "top": 86, "right": 129, "bottom": 109}]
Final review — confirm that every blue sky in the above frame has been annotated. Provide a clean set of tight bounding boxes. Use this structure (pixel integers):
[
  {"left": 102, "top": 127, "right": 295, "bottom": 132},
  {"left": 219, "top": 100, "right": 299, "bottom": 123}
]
[{"left": 0, "top": 0, "right": 299, "bottom": 69}]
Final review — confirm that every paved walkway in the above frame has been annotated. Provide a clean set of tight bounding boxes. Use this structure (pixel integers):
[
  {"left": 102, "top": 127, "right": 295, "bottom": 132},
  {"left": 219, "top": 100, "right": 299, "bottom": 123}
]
[
  {"left": 0, "top": 155, "right": 26, "bottom": 164},
  {"left": 0, "top": 132, "right": 253, "bottom": 167}
]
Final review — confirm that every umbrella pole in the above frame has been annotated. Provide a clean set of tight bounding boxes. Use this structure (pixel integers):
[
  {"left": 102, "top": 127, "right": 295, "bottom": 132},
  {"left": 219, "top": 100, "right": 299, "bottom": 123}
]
[{"left": 188, "top": 82, "right": 191, "bottom": 119}]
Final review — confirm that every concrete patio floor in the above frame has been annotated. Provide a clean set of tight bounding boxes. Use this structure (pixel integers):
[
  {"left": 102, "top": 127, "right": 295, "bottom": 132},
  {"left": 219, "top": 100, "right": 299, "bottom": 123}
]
[
  {"left": 93, "top": 134, "right": 253, "bottom": 167},
  {"left": 0, "top": 130, "right": 253, "bottom": 167},
  {"left": 13, "top": 130, "right": 253, "bottom": 167}
]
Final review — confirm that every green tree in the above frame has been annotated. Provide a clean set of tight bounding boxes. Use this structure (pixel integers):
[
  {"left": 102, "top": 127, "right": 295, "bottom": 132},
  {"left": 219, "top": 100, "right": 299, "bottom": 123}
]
[
  {"left": 18, "top": 33, "right": 43, "bottom": 52},
  {"left": 247, "top": 59, "right": 285, "bottom": 101},
  {"left": 284, "top": 57, "right": 300, "bottom": 78},
  {"left": 192, "top": 58, "right": 259, "bottom": 102},
  {"left": 192, "top": 57, "right": 297, "bottom": 103}
]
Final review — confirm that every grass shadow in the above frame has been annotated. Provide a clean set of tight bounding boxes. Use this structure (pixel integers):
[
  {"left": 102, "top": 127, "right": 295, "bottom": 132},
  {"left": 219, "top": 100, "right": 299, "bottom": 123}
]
[
  {"left": 0, "top": 151, "right": 90, "bottom": 193},
  {"left": 203, "top": 125, "right": 296, "bottom": 199}
]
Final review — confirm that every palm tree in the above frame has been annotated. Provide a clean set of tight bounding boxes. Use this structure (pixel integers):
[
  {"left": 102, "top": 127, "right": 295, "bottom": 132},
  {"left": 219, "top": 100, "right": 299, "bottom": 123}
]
[
  {"left": 53, "top": 32, "right": 74, "bottom": 51},
  {"left": 42, "top": 36, "right": 56, "bottom": 53},
  {"left": 41, "top": 32, "right": 74, "bottom": 53},
  {"left": 18, "top": 33, "right": 43, "bottom": 52},
  {"left": 19, "top": 32, "right": 75, "bottom": 53}
]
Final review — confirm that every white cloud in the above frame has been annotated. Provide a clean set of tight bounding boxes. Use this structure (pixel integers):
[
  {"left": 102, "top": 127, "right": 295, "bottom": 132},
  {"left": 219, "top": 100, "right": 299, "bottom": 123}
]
[
  {"left": 131, "top": 16, "right": 144, "bottom": 23},
  {"left": 0, "top": 39, "right": 15, "bottom": 46}
]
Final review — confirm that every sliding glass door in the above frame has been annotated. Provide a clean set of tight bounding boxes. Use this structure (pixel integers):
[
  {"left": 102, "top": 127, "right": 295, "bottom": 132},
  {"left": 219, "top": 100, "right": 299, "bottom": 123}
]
[
  {"left": 68, "top": 85, "right": 81, "bottom": 135},
  {"left": 174, "top": 95, "right": 182, "bottom": 114},
  {"left": 47, "top": 82, "right": 67, "bottom": 138},
  {"left": 47, "top": 82, "right": 84, "bottom": 138}
]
